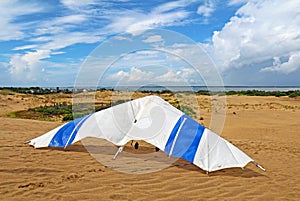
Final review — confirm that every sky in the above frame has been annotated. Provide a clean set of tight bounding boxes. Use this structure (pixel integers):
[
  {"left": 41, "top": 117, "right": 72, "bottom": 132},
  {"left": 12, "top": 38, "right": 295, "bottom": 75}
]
[{"left": 0, "top": 0, "right": 300, "bottom": 87}]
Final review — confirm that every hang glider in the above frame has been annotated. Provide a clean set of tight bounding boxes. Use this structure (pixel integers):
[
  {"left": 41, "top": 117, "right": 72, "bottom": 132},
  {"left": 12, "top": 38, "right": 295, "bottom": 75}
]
[{"left": 27, "top": 95, "right": 265, "bottom": 173}]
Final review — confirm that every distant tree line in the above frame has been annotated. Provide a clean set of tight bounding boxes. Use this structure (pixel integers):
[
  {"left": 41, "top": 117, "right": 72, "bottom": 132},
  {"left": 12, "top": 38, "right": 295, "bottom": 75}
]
[
  {"left": 0, "top": 87, "right": 72, "bottom": 94},
  {"left": 1, "top": 87, "right": 299, "bottom": 97},
  {"left": 196, "top": 90, "right": 300, "bottom": 97}
]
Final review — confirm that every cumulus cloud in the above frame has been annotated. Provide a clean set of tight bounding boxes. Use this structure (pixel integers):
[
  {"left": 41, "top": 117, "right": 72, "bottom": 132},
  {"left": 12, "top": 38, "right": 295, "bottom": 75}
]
[
  {"left": 2, "top": 0, "right": 200, "bottom": 85},
  {"left": 261, "top": 52, "right": 300, "bottom": 74},
  {"left": 106, "top": 66, "right": 197, "bottom": 85},
  {"left": 211, "top": 0, "right": 300, "bottom": 74},
  {"left": 9, "top": 31, "right": 101, "bottom": 83},
  {"left": 2, "top": 0, "right": 104, "bottom": 84},
  {"left": 9, "top": 50, "right": 51, "bottom": 81},
  {"left": 4, "top": 0, "right": 194, "bottom": 85},
  {"left": 156, "top": 70, "right": 184, "bottom": 83},
  {"left": 109, "top": 67, "right": 155, "bottom": 83},
  {"left": 3, "top": 0, "right": 299, "bottom": 86}
]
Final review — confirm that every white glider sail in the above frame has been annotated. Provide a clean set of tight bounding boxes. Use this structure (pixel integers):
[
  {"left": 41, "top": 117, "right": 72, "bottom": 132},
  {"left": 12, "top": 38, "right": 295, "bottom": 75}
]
[{"left": 27, "top": 95, "right": 264, "bottom": 172}]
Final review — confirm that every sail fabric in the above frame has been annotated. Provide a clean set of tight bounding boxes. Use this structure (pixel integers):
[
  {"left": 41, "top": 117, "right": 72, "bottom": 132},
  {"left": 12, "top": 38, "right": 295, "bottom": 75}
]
[{"left": 28, "top": 95, "right": 254, "bottom": 172}]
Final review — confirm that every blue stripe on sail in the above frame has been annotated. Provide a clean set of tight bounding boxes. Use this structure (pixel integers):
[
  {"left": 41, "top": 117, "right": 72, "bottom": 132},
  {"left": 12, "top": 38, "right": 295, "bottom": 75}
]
[
  {"left": 164, "top": 114, "right": 205, "bottom": 163},
  {"left": 48, "top": 114, "right": 91, "bottom": 147},
  {"left": 164, "top": 116, "right": 185, "bottom": 154}
]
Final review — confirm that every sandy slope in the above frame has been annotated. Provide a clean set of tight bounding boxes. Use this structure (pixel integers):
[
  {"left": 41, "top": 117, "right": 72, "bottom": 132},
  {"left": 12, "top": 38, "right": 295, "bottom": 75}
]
[{"left": 0, "top": 92, "right": 299, "bottom": 200}]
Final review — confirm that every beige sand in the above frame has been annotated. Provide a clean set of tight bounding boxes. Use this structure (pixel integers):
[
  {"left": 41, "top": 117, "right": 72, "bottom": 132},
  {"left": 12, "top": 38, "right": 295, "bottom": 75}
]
[{"left": 0, "top": 91, "right": 299, "bottom": 200}]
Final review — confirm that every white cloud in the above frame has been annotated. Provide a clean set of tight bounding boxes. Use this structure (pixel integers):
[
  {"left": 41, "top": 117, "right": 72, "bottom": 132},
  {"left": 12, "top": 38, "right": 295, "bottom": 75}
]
[
  {"left": 104, "top": 6, "right": 189, "bottom": 35},
  {"left": 1, "top": 1, "right": 102, "bottom": 84},
  {"left": 153, "top": 0, "right": 190, "bottom": 13},
  {"left": 0, "top": 61, "right": 9, "bottom": 69},
  {"left": 177, "top": 67, "right": 195, "bottom": 79},
  {"left": 143, "top": 35, "right": 164, "bottom": 43},
  {"left": 8, "top": 31, "right": 101, "bottom": 83},
  {"left": 261, "top": 51, "right": 300, "bottom": 74},
  {"left": 40, "top": 32, "right": 102, "bottom": 50},
  {"left": 60, "top": 0, "right": 96, "bottom": 10},
  {"left": 156, "top": 70, "right": 183, "bottom": 83},
  {"left": 109, "top": 67, "right": 155, "bottom": 83},
  {"left": 13, "top": 45, "right": 38, "bottom": 51},
  {"left": 6, "top": 0, "right": 299, "bottom": 86},
  {"left": 2, "top": 0, "right": 199, "bottom": 85},
  {"left": 0, "top": 1, "right": 44, "bottom": 41},
  {"left": 30, "top": 36, "right": 52, "bottom": 42},
  {"left": 114, "top": 35, "right": 132, "bottom": 41},
  {"left": 9, "top": 50, "right": 51, "bottom": 81},
  {"left": 53, "top": 14, "right": 88, "bottom": 25},
  {"left": 51, "top": 51, "right": 66, "bottom": 55},
  {"left": 110, "top": 50, "right": 167, "bottom": 72},
  {"left": 34, "top": 14, "right": 89, "bottom": 35},
  {"left": 106, "top": 65, "right": 198, "bottom": 85},
  {"left": 228, "top": 0, "right": 248, "bottom": 6},
  {"left": 211, "top": 0, "right": 300, "bottom": 74},
  {"left": 197, "top": 0, "right": 215, "bottom": 17}
]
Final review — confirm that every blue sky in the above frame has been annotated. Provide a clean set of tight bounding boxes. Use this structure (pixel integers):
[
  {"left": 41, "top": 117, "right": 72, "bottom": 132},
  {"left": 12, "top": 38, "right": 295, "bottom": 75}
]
[{"left": 0, "top": 0, "right": 300, "bottom": 87}]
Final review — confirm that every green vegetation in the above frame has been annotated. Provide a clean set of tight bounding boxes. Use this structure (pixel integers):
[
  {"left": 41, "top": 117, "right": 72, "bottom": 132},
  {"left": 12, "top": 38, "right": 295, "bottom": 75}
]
[
  {"left": 5, "top": 103, "right": 93, "bottom": 121},
  {"left": 6, "top": 103, "right": 74, "bottom": 121},
  {"left": 196, "top": 89, "right": 300, "bottom": 97},
  {"left": 2, "top": 87, "right": 299, "bottom": 122},
  {"left": 228, "top": 90, "right": 300, "bottom": 97},
  {"left": 30, "top": 103, "right": 110, "bottom": 121},
  {"left": 1, "top": 87, "right": 299, "bottom": 97},
  {"left": 31, "top": 102, "right": 71, "bottom": 116},
  {"left": 0, "top": 87, "right": 72, "bottom": 94},
  {"left": 180, "top": 105, "right": 196, "bottom": 117},
  {"left": 196, "top": 90, "right": 212, "bottom": 96},
  {"left": 8, "top": 99, "right": 129, "bottom": 121},
  {"left": 0, "top": 90, "right": 15, "bottom": 95}
]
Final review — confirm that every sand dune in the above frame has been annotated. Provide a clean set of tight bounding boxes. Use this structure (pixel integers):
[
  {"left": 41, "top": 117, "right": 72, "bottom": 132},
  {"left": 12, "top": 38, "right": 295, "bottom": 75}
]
[{"left": 0, "top": 93, "right": 299, "bottom": 200}]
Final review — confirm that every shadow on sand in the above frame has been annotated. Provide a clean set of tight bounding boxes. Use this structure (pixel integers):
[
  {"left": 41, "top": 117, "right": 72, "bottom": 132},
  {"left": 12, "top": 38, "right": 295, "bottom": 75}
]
[{"left": 36, "top": 143, "right": 266, "bottom": 177}]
